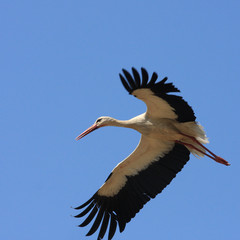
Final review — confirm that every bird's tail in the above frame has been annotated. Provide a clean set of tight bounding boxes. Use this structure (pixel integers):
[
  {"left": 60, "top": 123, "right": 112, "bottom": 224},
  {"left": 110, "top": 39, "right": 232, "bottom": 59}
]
[{"left": 179, "top": 122, "right": 209, "bottom": 158}]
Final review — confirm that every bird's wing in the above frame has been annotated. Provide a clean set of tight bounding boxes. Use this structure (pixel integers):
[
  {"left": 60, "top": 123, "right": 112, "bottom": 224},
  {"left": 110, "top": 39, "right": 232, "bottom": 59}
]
[
  {"left": 74, "top": 136, "right": 190, "bottom": 240},
  {"left": 120, "top": 67, "right": 196, "bottom": 122}
]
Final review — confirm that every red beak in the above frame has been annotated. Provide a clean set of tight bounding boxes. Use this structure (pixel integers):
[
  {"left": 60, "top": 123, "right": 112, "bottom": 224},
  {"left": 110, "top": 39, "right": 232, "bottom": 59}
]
[{"left": 75, "top": 124, "right": 98, "bottom": 140}]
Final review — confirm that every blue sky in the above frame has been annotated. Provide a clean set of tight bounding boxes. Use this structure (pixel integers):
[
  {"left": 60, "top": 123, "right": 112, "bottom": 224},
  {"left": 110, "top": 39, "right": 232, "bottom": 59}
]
[{"left": 1, "top": 1, "right": 239, "bottom": 240}]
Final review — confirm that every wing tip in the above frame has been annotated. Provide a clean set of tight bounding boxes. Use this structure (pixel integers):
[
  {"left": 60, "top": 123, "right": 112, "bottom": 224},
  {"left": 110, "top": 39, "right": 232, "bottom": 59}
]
[
  {"left": 120, "top": 67, "right": 180, "bottom": 96},
  {"left": 75, "top": 194, "right": 119, "bottom": 240},
  {"left": 74, "top": 196, "right": 94, "bottom": 209}
]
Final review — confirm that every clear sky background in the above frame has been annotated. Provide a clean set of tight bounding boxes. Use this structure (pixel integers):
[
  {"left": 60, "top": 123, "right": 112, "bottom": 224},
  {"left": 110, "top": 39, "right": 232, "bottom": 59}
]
[{"left": 1, "top": 1, "right": 239, "bottom": 240}]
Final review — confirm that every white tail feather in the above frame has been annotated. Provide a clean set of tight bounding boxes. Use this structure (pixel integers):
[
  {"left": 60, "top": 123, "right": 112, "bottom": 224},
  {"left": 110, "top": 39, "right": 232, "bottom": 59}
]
[{"left": 178, "top": 121, "right": 209, "bottom": 158}]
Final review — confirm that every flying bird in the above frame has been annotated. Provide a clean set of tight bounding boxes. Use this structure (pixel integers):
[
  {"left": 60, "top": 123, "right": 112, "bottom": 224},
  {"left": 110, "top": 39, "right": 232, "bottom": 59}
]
[{"left": 74, "top": 68, "right": 230, "bottom": 240}]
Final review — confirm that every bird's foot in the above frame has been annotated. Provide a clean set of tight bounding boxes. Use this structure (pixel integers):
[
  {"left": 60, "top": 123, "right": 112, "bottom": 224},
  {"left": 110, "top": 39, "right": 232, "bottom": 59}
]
[{"left": 214, "top": 156, "right": 230, "bottom": 166}]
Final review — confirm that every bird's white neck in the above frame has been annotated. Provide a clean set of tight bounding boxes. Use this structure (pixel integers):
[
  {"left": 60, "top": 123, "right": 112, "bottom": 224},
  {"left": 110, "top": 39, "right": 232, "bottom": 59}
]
[
  {"left": 103, "top": 116, "right": 147, "bottom": 134},
  {"left": 105, "top": 118, "right": 135, "bottom": 128}
]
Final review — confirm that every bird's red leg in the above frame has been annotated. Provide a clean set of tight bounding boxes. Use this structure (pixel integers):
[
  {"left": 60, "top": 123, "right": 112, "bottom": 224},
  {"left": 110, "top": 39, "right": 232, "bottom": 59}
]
[
  {"left": 176, "top": 136, "right": 230, "bottom": 166},
  {"left": 176, "top": 140, "right": 216, "bottom": 160}
]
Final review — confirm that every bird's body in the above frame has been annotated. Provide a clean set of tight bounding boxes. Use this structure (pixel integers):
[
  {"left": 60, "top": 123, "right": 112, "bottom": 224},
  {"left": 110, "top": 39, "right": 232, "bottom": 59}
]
[
  {"left": 86, "top": 115, "right": 207, "bottom": 198},
  {"left": 74, "top": 68, "right": 229, "bottom": 240}
]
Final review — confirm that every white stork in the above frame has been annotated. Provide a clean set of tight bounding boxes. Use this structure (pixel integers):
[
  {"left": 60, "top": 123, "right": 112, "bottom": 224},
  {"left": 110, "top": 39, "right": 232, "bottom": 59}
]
[{"left": 74, "top": 68, "right": 229, "bottom": 240}]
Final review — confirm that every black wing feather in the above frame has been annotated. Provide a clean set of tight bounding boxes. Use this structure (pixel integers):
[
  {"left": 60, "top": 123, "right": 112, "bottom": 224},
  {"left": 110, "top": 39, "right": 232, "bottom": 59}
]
[
  {"left": 97, "top": 212, "right": 109, "bottom": 240},
  {"left": 75, "top": 196, "right": 94, "bottom": 209},
  {"left": 141, "top": 67, "right": 149, "bottom": 87},
  {"left": 86, "top": 205, "right": 105, "bottom": 236},
  {"left": 132, "top": 67, "right": 141, "bottom": 87},
  {"left": 148, "top": 72, "right": 158, "bottom": 86},
  {"left": 79, "top": 205, "right": 98, "bottom": 227},
  {"left": 108, "top": 214, "right": 117, "bottom": 240},
  {"left": 119, "top": 74, "right": 131, "bottom": 93},
  {"left": 120, "top": 68, "right": 196, "bottom": 122},
  {"left": 74, "top": 201, "right": 95, "bottom": 218},
  {"left": 75, "top": 144, "right": 190, "bottom": 239},
  {"left": 122, "top": 69, "right": 136, "bottom": 89}
]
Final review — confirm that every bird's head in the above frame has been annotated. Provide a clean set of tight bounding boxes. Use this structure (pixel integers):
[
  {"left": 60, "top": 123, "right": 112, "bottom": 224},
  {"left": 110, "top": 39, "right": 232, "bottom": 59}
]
[{"left": 75, "top": 116, "right": 115, "bottom": 140}]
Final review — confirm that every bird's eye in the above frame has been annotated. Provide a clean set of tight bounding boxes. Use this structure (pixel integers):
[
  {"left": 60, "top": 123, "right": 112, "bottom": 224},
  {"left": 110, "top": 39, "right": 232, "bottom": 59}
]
[{"left": 96, "top": 118, "right": 102, "bottom": 123}]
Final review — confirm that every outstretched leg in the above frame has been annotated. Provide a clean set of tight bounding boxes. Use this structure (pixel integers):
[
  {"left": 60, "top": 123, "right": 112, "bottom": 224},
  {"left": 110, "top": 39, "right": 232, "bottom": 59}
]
[{"left": 176, "top": 134, "right": 230, "bottom": 166}]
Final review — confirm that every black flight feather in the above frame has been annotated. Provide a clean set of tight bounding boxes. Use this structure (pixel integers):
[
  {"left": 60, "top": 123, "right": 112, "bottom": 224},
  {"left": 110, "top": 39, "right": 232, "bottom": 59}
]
[
  {"left": 97, "top": 212, "right": 109, "bottom": 240},
  {"left": 141, "top": 67, "right": 149, "bottom": 87},
  {"left": 86, "top": 205, "right": 105, "bottom": 236},
  {"left": 79, "top": 205, "right": 98, "bottom": 227},
  {"left": 132, "top": 67, "right": 141, "bottom": 87},
  {"left": 108, "top": 214, "right": 117, "bottom": 240}
]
